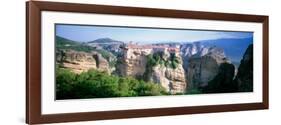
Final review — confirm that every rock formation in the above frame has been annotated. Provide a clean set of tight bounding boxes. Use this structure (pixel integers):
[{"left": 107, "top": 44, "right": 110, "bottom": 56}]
[
  {"left": 202, "top": 62, "right": 236, "bottom": 93},
  {"left": 180, "top": 42, "right": 204, "bottom": 72},
  {"left": 186, "top": 47, "right": 230, "bottom": 90},
  {"left": 116, "top": 47, "right": 150, "bottom": 77},
  {"left": 234, "top": 44, "right": 253, "bottom": 92},
  {"left": 92, "top": 53, "right": 111, "bottom": 73},
  {"left": 180, "top": 42, "right": 226, "bottom": 71},
  {"left": 181, "top": 42, "right": 203, "bottom": 57},
  {"left": 56, "top": 50, "right": 110, "bottom": 73},
  {"left": 149, "top": 54, "right": 186, "bottom": 94},
  {"left": 192, "top": 45, "right": 253, "bottom": 93},
  {"left": 116, "top": 44, "right": 187, "bottom": 94}
]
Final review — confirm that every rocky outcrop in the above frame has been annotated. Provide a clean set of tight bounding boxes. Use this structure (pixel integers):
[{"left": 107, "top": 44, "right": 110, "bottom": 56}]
[
  {"left": 149, "top": 54, "right": 186, "bottom": 94},
  {"left": 182, "top": 43, "right": 252, "bottom": 93},
  {"left": 181, "top": 42, "right": 203, "bottom": 57},
  {"left": 180, "top": 42, "right": 226, "bottom": 71},
  {"left": 116, "top": 44, "right": 187, "bottom": 94},
  {"left": 234, "top": 44, "right": 253, "bottom": 92},
  {"left": 116, "top": 48, "right": 150, "bottom": 77},
  {"left": 56, "top": 50, "right": 110, "bottom": 73},
  {"left": 180, "top": 42, "right": 204, "bottom": 72},
  {"left": 186, "top": 47, "right": 230, "bottom": 90},
  {"left": 92, "top": 53, "right": 110, "bottom": 72},
  {"left": 202, "top": 62, "right": 236, "bottom": 93}
]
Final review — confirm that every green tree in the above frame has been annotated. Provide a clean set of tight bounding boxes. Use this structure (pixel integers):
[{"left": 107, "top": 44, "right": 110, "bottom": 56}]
[
  {"left": 73, "top": 69, "right": 119, "bottom": 98},
  {"left": 135, "top": 81, "right": 167, "bottom": 96},
  {"left": 56, "top": 68, "right": 168, "bottom": 99},
  {"left": 56, "top": 68, "right": 76, "bottom": 99},
  {"left": 147, "top": 54, "right": 157, "bottom": 67}
]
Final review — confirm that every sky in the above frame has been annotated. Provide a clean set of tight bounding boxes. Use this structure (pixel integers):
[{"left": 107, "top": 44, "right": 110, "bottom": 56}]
[{"left": 56, "top": 24, "right": 253, "bottom": 44}]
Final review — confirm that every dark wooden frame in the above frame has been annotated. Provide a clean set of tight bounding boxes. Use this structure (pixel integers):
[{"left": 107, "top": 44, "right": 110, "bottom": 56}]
[{"left": 26, "top": 1, "right": 269, "bottom": 124}]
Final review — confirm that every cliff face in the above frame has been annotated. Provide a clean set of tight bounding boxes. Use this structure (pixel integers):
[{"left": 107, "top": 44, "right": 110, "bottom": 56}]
[
  {"left": 202, "top": 62, "right": 236, "bottom": 93},
  {"left": 188, "top": 45, "right": 253, "bottom": 93},
  {"left": 149, "top": 53, "right": 186, "bottom": 94},
  {"left": 186, "top": 47, "right": 229, "bottom": 90},
  {"left": 116, "top": 46, "right": 187, "bottom": 94},
  {"left": 92, "top": 53, "right": 111, "bottom": 73},
  {"left": 180, "top": 42, "right": 204, "bottom": 72},
  {"left": 116, "top": 48, "right": 151, "bottom": 77},
  {"left": 56, "top": 50, "right": 110, "bottom": 73},
  {"left": 180, "top": 42, "right": 226, "bottom": 71},
  {"left": 234, "top": 44, "right": 253, "bottom": 92}
]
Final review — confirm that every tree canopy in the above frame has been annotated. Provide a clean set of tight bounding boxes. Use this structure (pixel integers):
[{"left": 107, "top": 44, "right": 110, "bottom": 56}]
[{"left": 56, "top": 68, "right": 167, "bottom": 99}]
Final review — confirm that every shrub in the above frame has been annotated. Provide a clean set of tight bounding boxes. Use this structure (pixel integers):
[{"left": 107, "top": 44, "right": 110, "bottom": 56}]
[
  {"left": 146, "top": 52, "right": 179, "bottom": 69},
  {"left": 147, "top": 54, "right": 157, "bottom": 67}
]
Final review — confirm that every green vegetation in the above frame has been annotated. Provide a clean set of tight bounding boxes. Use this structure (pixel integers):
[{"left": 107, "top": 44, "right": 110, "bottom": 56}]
[
  {"left": 143, "top": 52, "right": 180, "bottom": 81},
  {"left": 185, "top": 88, "right": 202, "bottom": 95},
  {"left": 56, "top": 68, "right": 167, "bottom": 99},
  {"left": 170, "top": 53, "right": 179, "bottom": 69},
  {"left": 56, "top": 36, "right": 79, "bottom": 47},
  {"left": 146, "top": 52, "right": 180, "bottom": 69},
  {"left": 56, "top": 36, "right": 95, "bottom": 52}
]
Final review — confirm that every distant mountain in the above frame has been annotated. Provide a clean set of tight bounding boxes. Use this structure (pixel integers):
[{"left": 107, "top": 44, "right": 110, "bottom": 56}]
[
  {"left": 87, "top": 38, "right": 124, "bottom": 55},
  {"left": 56, "top": 35, "right": 95, "bottom": 52},
  {"left": 198, "top": 37, "right": 253, "bottom": 62},
  {"left": 152, "top": 42, "right": 181, "bottom": 48},
  {"left": 88, "top": 38, "right": 123, "bottom": 45},
  {"left": 56, "top": 36, "right": 79, "bottom": 46}
]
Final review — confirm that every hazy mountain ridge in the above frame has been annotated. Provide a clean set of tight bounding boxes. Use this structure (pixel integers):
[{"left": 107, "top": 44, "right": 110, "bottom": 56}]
[
  {"left": 56, "top": 36, "right": 79, "bottom": 46},
  {"left": 87, "top": 38, "right": 124, "bottom": 55},
  {"left": 88, "top": 38, "right": 124, "bottom": 44},
  {"left": 198, "top": 37, "right": 253, "bottom": 62}
]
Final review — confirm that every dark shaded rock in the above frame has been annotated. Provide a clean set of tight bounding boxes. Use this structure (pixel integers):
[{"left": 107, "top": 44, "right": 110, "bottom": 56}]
[
  {"left": 234, "top": 44, "right": 253, "bottom": 92},
  {"left": 186, "top": 46, "right": 229, "bottom": 91},
  {"left": 187, "top": 55, "right": 219, "bottom": 90},
  {"left": 93, "top": 53, "right": 110, "bottom": 71},
  {"left": 202, "top": 63, "right": 236, "bottom": 93}
]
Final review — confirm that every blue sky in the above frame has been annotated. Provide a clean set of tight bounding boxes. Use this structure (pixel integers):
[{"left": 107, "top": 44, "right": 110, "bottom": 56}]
[{"left": 56, "top": 24, "right": 253, "bottom": 44}]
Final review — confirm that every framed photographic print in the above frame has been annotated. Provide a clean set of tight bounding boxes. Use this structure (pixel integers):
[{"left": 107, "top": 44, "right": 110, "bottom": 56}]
[{"left": 26, "top": 1, "right": 269, "bottom": 124}]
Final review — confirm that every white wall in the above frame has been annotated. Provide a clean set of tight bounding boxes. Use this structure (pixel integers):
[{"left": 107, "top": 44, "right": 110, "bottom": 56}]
[{"left": 0, "top": 0, "right": 279, "bottom": 124}]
